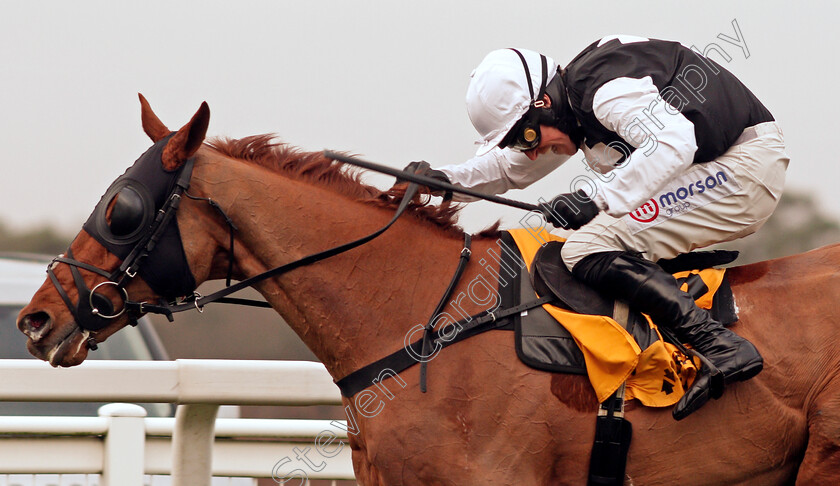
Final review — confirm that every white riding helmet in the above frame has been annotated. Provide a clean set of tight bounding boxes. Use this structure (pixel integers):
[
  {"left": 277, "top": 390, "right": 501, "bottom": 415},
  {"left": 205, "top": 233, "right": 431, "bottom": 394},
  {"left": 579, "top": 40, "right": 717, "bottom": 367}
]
[{"left": 466, "top": 48, "right": 559, "bottom": 156}]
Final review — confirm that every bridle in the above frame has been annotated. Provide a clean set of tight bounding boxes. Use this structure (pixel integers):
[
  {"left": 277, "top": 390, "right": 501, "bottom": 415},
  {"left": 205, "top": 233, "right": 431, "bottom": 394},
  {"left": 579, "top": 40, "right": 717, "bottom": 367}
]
[
  {"left": 47, "top": 134, "right": 198, "bottom": 346},
  {"left": 47, "top": 137, "right": 424, "bottom": 350}
]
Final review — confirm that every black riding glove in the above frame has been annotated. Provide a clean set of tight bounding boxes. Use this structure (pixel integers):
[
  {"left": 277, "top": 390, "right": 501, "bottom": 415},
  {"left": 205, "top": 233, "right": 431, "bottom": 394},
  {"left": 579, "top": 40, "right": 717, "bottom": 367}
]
[
  {"left": 538, "top": 189, "right": 600, "bottom": 230},
  {"left": 398, "top": 161, "right": 453, "bottom": 200}
]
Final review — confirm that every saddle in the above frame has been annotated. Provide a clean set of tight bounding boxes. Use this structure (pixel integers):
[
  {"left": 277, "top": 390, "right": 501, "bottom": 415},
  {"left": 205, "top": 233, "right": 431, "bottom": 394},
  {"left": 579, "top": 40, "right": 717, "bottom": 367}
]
[{"left": 498, "top": 229, "right": 738, "bottom": 406}]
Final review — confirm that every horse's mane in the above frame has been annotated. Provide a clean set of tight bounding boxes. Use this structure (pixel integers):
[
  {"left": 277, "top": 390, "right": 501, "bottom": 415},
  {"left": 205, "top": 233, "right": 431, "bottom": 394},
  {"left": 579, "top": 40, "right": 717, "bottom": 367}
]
[{"left": 207, "top": 135, "right": 478, "bottom": 236}]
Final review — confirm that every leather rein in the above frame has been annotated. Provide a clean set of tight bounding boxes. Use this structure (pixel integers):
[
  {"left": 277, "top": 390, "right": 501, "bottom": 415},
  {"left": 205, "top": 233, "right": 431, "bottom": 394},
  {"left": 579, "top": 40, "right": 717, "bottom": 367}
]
[
  {"left": 48, "top": 161, "right": 445, "bottom": 349},
  {"left": 138, "top": 180, "right": 431, "bottom": 319}
]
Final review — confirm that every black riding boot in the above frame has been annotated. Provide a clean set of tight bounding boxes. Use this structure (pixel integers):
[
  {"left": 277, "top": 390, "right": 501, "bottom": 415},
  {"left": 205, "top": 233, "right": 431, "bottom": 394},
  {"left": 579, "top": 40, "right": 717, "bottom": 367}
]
[{"left": 572, "top": 251, "right": 763, "bottom": 420}]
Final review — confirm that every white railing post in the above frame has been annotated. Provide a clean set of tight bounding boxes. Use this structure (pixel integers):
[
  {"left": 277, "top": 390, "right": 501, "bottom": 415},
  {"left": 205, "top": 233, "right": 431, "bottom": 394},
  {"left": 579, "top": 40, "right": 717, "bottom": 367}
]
[
  {"left": 99, "top": 403, "right": 147, "bottom": 486},
  {"left": 172, "top": 403, "right": 220, "bottom": 486}
]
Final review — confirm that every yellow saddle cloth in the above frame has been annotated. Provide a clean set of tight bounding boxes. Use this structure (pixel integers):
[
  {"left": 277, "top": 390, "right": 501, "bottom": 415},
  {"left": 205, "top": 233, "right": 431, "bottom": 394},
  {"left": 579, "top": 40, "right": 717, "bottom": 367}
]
[{"left": 508, "top": 228, "right": 727, "bottom": 407}]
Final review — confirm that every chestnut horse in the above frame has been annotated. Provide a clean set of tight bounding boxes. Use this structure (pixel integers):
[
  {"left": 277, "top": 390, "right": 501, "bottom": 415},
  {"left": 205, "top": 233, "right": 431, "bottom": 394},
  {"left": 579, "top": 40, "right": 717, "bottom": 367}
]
[{"left": 17, "top": 97, "right": 840, "bottom": 484}]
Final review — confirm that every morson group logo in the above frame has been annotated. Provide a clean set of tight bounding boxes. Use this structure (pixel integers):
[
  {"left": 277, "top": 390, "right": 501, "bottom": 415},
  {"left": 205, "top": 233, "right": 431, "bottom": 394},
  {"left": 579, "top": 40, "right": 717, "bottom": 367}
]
[{"left": 625, "top": 168, "right": 739, "bottom": 233}]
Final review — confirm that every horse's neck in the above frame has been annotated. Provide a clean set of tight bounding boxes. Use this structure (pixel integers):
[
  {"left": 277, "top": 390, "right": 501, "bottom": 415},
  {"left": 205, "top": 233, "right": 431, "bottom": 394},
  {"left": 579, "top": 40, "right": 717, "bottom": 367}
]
[{"left": 193, "top": 154, "right": 469, "bottom": 379}]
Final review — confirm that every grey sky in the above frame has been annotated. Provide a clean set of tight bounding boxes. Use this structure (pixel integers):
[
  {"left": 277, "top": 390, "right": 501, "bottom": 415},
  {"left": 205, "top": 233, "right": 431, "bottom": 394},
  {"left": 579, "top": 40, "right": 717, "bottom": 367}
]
[{"left": 2, "top": 0, "right": 838, "bottom": 235}]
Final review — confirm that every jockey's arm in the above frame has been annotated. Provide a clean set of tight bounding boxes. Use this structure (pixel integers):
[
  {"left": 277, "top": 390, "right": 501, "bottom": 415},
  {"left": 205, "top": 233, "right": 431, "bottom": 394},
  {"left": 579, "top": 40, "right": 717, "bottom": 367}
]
[
  {"left": 588, "top": 76, "right": 698, "bottom": 217},
  {"left": 436, "top": 147, "right": 570, "bottom": 202}
]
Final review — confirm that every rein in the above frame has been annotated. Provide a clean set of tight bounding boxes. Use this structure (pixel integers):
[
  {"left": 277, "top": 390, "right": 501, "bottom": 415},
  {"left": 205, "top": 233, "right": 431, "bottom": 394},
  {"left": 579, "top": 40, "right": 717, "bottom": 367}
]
[
  {"left": 134, "top": 179, "right": 425, "bottom": 319},
  {"left": 50, "top": 172, "right": 427, "bottom": 344}
]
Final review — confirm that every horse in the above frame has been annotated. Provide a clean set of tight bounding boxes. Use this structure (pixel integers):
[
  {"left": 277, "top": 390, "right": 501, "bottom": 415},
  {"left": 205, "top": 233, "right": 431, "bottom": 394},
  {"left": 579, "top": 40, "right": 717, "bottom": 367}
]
[{"left": 16, "top": 96, "right": 840, "bottom": 485}]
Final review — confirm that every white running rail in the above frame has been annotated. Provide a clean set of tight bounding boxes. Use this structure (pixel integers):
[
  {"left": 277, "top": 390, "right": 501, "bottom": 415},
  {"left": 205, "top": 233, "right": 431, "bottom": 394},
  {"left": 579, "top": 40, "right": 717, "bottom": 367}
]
[{"left": 0, "top": 359, "right": 355, "bottom": 485}]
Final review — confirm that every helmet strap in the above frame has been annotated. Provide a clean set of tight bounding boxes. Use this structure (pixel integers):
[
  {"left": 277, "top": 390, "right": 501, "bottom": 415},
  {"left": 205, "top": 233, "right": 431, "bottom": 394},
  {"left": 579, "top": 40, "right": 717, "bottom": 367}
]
[{"left": 509, "top": 49, "right": 548, "bottom": 107}]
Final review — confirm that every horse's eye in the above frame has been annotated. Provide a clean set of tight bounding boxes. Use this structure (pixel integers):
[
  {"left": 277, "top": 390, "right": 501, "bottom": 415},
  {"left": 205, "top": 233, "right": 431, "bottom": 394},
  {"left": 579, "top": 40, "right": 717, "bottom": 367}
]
[{"left": 108, "top": 187, "right": 145, "bottom": 236}]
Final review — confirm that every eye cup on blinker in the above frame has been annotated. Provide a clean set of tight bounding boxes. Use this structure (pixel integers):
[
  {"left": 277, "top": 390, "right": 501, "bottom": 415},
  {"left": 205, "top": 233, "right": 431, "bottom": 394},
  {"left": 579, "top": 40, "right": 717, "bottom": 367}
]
[{"left": 108, "top": 187, "right": 147, "bottom": 237}]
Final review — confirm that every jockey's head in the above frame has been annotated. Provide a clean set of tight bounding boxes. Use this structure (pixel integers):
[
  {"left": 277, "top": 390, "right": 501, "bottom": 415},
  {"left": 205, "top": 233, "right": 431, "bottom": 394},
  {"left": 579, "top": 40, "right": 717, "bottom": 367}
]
[{"left": 466, "top": 48, "right": 582, "bottom": 158}]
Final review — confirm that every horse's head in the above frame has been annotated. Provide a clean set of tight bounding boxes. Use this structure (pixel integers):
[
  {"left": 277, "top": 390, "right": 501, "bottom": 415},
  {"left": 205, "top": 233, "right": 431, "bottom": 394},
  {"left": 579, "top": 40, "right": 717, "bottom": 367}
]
[{"left": 16, "top": 95, "right": 210, "bottom": 367}]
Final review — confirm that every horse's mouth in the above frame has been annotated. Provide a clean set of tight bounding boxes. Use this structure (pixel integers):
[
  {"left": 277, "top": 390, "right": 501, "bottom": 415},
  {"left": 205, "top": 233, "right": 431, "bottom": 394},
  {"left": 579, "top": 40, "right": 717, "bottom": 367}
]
[{"left": 27, "top": 325, "right": 90, "bottom": 368}]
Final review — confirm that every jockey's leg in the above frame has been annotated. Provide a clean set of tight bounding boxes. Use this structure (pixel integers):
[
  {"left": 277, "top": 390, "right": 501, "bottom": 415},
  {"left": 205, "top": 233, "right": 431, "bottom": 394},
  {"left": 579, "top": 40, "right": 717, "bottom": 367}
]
[
  {"left": 570, "top": 249, "right": 762, "bottom": 420},
  {"left": 557, "top": 122, "right": 788, "bottom": 420}
]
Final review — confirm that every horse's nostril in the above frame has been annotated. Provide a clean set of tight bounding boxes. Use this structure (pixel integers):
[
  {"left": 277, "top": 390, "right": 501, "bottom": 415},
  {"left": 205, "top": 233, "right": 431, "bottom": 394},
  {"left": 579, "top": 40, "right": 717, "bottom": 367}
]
[
  {"left": 19, "top": 312, "right": 52, "bottom": 341},
  {"left": 27, "top": 312, "right": 49, "bottom": 330}
]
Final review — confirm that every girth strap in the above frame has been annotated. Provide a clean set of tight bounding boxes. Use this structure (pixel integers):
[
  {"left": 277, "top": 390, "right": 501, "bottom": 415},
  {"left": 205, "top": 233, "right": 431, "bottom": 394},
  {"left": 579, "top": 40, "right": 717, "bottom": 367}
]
[{"left": 588, "top": 300, "right": 633, "bottom": 486}]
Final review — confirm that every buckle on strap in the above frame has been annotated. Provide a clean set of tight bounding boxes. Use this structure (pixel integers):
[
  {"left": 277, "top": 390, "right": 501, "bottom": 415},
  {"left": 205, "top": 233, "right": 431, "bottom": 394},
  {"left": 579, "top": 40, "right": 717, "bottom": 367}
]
[{"left": 192, "top": 291, "right": 206, "bottom": 313}]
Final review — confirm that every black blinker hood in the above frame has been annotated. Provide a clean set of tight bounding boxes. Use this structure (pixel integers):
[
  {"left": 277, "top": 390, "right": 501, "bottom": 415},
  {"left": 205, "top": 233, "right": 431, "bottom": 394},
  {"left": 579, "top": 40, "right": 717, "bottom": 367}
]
[{"left": 82, "top": 134, "right": 197, "bottom": 299}]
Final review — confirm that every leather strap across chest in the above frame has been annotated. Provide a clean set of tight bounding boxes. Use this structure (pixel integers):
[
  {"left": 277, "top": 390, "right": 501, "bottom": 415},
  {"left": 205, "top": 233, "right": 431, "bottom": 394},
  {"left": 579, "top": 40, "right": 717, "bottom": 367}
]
[{"left": 335, "top": 294, "right": 555, "bottom": 398}]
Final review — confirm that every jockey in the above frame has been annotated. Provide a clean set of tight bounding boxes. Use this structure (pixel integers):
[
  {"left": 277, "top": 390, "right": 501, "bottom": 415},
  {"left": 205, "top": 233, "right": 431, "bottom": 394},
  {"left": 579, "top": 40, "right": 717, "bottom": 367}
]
[{"left": 419, "top": 36, "right": 789, "bottom": 420}]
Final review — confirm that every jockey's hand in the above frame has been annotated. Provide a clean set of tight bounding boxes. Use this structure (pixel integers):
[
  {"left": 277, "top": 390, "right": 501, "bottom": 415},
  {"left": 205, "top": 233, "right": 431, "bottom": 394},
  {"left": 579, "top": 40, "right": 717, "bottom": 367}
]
[
  {"left": 539, "top": 190, "right": 600, "bottom": 230},
  {"left": 397, "top": 161, "right": 453, "bottom": 200}
]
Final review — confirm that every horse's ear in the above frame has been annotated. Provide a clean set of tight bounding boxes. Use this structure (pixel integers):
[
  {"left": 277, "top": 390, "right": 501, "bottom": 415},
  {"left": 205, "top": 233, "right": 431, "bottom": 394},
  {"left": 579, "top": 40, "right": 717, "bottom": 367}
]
[
  {"left": 139, "top": 93, "right": 171, "bottom": 142},
  {"left": 161, "top": 101, "right": 210, "bottom": 171}
]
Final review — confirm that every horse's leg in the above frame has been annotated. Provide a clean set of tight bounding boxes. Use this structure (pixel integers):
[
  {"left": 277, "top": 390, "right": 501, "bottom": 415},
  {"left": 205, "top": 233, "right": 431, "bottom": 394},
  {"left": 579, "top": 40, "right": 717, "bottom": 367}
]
[{"left": 796, "top": 377, "right": 840, "bottom": 484}]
